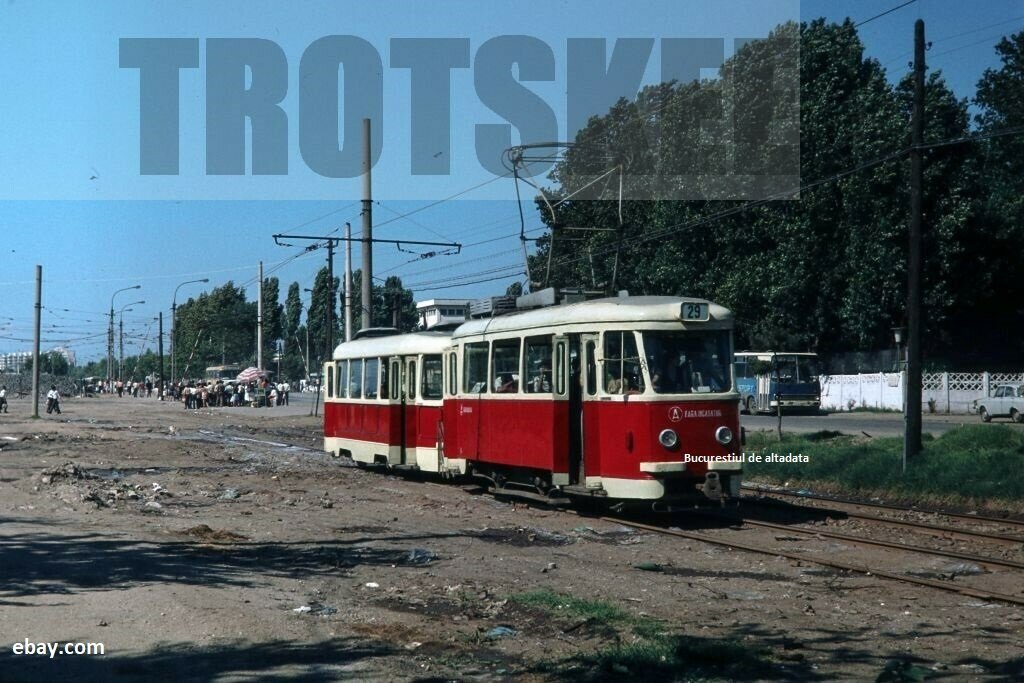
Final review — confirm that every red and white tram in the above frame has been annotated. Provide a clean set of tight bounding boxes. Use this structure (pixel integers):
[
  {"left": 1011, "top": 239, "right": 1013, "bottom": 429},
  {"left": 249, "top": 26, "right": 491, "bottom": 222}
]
[{"left": 323, "top": 295, "right": 743, "bottom": 506}]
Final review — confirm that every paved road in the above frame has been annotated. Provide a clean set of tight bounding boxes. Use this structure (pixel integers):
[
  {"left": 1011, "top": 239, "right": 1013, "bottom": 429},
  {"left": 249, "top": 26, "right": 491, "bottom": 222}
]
[{"left": 740, "top": 409, "right": 1016, "bottom": 437}]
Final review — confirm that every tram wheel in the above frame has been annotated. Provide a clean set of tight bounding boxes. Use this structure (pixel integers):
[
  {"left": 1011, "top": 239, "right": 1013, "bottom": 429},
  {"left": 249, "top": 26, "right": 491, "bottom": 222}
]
[{"left": 745, "top": 396, "right": 757, "bottom": 414}]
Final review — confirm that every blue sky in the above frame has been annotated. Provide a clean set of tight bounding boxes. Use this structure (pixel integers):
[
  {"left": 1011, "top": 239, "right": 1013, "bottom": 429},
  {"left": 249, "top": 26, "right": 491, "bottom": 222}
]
[{"left": 0, "top": 0, "right": 1020, "bottom": 362}]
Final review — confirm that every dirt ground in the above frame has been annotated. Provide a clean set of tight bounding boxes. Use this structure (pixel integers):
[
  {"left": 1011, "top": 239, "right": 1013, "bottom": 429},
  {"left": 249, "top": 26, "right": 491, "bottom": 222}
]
[{"left": 1, "top": 394, "right": 1022, "bottom": 681}]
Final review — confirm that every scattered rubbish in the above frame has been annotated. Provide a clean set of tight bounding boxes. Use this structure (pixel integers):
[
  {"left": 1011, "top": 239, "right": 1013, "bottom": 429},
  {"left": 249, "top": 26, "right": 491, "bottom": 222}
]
[
  {"left": 180, "top": 525, "right": 249, "bottom": 543},
  {"left": 542, "top": 562, "right": 557, "bottom": 573},
  {"left": 729, "top": 590, "right": 766, "bottom": 601},
  {"left": 365, "top": 582, "right": 380, "bottom": 589},
  {"left": 144, "top": 501, "right": 162, "bottom": 510},
  {"left": 294, "top": 602, "right": 338, "bottom": 616},
  {"left": 220, "top": 488, "right": 240, "bottom": 500},
  {"left": 944, "top": 562, "right": 985, "bottom": 577},
  {"left": 406, "top": 548, "right": 437, "bottom": 565},
  {"left": 39, "top": 462, "right": 92, "bottom": 485},
  {"left": 320, "top": 497, "right": 333, "bottom": 509},
  {"left": 484, "top": 626, "right": 518, "bottom": 640},
  {"left": 633, "top": 562, "right": 664, "bottom": 572},
  {"left": 405, "top": 642, "right": 423, "bottom": 650},
  {"left": 97, "top": 620, "right": 108, "bottom": 627}
]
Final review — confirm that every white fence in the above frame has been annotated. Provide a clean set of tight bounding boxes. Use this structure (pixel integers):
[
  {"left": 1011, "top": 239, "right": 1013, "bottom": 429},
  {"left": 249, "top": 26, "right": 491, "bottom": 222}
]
[{"left": 820, "top": 372, "right": 1024, "bottom": 414}]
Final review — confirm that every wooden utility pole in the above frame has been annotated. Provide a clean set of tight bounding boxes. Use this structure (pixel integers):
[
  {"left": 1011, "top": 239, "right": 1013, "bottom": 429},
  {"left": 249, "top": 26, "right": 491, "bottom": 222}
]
[
  {"left": 32, "top": 265, "right": 41, "bottom": 418},
  {"left": 905, "top": 19, "right": 925, "bottom": 467}
]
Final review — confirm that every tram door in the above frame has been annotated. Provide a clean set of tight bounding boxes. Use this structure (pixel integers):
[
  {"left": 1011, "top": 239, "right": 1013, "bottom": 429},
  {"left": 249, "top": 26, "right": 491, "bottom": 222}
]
[
  {"left": 568, "top": 333, "right": 598, "bottom": 485},
  {"left": 389, "top": 357, "right": 407, "bottom": 464},
  {"left": 404, "top": 358, "right": 418, "bottom": 466}
]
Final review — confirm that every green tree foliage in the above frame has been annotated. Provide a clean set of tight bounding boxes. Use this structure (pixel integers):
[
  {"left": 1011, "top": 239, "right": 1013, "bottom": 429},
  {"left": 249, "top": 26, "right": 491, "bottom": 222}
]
[
  {"left": 307, "top": 267, "right": 340, "bottom": 365},
  {"left": 347, "top": 271, "right": 418, "bottom": 336},
  {"left": 969, "top": 30, "right": 1024, "bottom": 365},
  {"left": 281, "top": 282, "right": 306, "bottom": 380},
  {"left": 173, "top": 282, "right": 256, "bottom": 379},
  {"left": 260, "top": 276, "right": 283, "bottom": 365},
  {"left": 528, "top": 19, "right": 1020, "bottom": 365},
  {"left": 22, "top": 352, "right": 69, "bottom": 376}
]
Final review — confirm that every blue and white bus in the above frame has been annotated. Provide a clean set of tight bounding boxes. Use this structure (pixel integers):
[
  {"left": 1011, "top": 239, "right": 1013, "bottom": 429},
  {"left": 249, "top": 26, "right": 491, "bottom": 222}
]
[{"left": 734, "top": 352, "right": 821, "bottom": 414}]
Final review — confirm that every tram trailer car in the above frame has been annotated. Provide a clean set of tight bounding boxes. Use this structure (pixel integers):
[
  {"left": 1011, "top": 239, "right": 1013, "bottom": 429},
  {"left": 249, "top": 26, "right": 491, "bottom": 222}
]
[{"left": 323, "top": 296, "right": 742, "bottom": 507}]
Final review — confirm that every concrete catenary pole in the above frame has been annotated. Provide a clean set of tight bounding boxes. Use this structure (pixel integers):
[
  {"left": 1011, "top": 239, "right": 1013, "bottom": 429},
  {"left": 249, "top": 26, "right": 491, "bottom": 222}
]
[
  {"left": 257, "top": 261, "right": 264, "bottom": 370},
  {"left": 344, "top": 222, "right": 353, "bottom": 342},
  {"left": 361, "top": 117, "right": 373, "bottom": 330},
  {"left": 31, "top": 265, "right": 41, "bottom": 418},
  {"left": 905, "top": 19, "right": 926, "bottom": 468}
]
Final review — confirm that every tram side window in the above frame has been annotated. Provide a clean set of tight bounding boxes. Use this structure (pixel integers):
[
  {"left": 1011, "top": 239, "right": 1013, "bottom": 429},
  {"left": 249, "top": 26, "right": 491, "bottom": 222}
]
[
  {"left": 408, "top": 360, "right": 417, "bottom": 399},
  {"left": 554, "top": 341, "right": 566, "bottom": 394},
  {"left": 337, "top": 361, "right": 348, "bottom": 398},
  {"left": 349, "top": 359, "right": 363, "bottom": 399},
  {"left": 422, "top": 355, "right": 443, "bottom": 399},
  {"left": 327, "top": 363, "right": 334, "bottom": 398},
  {"left": 603, "top": 331, "right": 645, "bottom": 394},
  {"left": 524, "top": 336, "right": 553, "bottom": 393},
  {"left": 364, "top": 358, "right": 379, "bottom": 399},
  {"left": 447, "top": 352, "right": 457, "bottom": 396},
  {"left": 585, "top": 341, "right": 597, "bottom": 396},
  {"left": 380, "top": 359, "right": 389, "bottom": 399},
  {"left": 464, "top": 342, "right": 489, "bottom": 393},
  {"left": 492, "top": 338, "right": 521, "bottom": 393}
]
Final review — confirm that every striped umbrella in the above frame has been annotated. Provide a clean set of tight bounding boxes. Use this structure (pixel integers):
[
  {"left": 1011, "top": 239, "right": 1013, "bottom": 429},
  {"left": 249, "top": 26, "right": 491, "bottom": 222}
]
[{"left": 236, "top": 367, "right": 266, "bottom": 382}]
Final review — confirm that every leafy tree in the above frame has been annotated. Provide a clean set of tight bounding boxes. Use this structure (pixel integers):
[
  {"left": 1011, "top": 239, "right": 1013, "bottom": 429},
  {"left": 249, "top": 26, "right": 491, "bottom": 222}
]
[
  {"left": 173, "top": 282, "right": 256, "bottom": 378},
  {"left": 348, "top": 271, "right": 417, "bottom": 335},
  {"left": 260, "top": 276, "right": 283, "bottom": 366},
  {"left": 307, "top": 267, "right": 340, "bottom": 365},
  {"left": 281, "top": 282, "right": 306, "bottom": 380}
]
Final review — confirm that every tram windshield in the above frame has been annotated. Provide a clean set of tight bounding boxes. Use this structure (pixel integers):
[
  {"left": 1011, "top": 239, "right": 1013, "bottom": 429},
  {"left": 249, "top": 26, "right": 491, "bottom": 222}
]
[{"left": 642, "top": 331, "right": 732, "bottom": 394}]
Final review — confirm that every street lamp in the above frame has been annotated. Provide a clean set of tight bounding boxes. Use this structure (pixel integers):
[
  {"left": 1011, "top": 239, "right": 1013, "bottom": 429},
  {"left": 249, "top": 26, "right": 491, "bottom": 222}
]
[
  {"left": 118, "top": 301, "right": 144, "bottom": 380},
  {"left": 171, "top": 278, "right": 210, "bottom": 383},
  {"left": 893, "top": 325, "right": 907, "bottom": 474},
  {"left": 891, "top": 327, "right": 905, "bottom": 372},
  {"left": 109, "top": 285, "right": 141, "bottom": 386}
]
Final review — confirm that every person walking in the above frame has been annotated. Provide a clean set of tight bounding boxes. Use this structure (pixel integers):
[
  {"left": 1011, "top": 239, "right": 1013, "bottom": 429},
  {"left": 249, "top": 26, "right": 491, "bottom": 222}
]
[
  {"left": 0, "top": 385, "right": 8, "bottom": 413},
  {"left": 46, "top": 385, "right": 61, "bottom": 415}
]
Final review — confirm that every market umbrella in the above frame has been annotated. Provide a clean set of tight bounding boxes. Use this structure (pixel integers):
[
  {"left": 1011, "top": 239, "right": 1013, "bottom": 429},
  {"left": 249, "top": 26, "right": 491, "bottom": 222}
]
[{"left": 236, "top": 367, "right": 266, "bottom": 382}]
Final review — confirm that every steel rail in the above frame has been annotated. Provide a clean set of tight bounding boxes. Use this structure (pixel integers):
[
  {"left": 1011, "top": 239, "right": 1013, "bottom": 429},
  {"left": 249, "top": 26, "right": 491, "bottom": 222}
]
[
  {"left": 743, "top": 496, "right": 1024, "bottom": 547},
  {"left": 704, "top": 513, "right": 1024, "bottom": 572},
  {"left": 601, "top": 516, "right": 1024, "bottom": 607},
  {"left": 742, "top": 485, "right": 1024, "bottom": 529}
]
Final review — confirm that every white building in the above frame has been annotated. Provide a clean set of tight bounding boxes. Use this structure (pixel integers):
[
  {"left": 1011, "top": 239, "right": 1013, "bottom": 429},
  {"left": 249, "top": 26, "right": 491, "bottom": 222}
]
[
  {"left": 416, "top": 299, "right": 471, "bottom": 330},
  {"left": 0, "top": 351, "right": 32, "bottom": 373}
]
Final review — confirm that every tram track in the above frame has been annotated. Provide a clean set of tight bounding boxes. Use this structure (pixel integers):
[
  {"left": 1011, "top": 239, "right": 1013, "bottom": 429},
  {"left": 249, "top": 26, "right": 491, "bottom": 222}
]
[
  {"left": 600, "top": 515, "right": 1024, "bottom": 607},
  {"left": 741, "top": 484, "right": 1024, "bottom": 530},
  {"left": 741, "top": 496, "right": 1024, "bottom": 548}
]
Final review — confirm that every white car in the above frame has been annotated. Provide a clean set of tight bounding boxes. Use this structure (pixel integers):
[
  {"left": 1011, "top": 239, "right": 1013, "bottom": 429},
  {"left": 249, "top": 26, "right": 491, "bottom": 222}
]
[{"left": 973, "top": 383, "right": 1024, "bottom": 423}]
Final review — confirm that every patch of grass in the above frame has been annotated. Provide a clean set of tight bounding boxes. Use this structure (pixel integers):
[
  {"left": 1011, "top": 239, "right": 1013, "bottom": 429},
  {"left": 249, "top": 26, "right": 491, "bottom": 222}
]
[
  {"left": 512, "top": 590, "right": 785, "bottom": 681},
  {"left": 744, "top": 425, "right": 1024, "bottom": 505},
  {"left": 510, "top": 588, "right": 630, "bottom": 624}
]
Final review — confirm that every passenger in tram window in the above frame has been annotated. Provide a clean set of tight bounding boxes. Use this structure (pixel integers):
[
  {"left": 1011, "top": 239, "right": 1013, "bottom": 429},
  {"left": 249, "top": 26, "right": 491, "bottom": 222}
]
[
  {"left": 532, "top": 366, "right": 551, "bottom": 393},
  {"left": 605, "top": 366, "right": 624, "bottom": 394},
  {"left": 496, "top": 373, "right": 517, "bottom": 393}
]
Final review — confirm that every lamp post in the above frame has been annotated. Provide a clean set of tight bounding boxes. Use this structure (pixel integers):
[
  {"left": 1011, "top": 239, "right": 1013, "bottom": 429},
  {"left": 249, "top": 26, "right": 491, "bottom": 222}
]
[
  {"left": 109, "top": 285, "right": 141, "bottom": 387},
  {"left": 118, "top": 301, "right": 144, "bottom": 380},
  {"left": 171, "top": 278, "right": 210, "bottom": 383}
]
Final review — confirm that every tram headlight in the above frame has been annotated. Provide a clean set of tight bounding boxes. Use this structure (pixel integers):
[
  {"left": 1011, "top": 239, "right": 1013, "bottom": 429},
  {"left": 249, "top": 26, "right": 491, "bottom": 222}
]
[
  {"left": 715, "top": 426, "right": 734, "bottom": 445},
  {"left": 658, "top": 429, "right": 678, "bottom": 449}
]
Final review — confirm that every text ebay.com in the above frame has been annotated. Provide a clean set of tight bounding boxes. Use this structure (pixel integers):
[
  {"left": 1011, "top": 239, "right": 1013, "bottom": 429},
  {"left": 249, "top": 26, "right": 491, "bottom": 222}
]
[{"left": 11, "top": 639, "right": 106, "bottom": 658}]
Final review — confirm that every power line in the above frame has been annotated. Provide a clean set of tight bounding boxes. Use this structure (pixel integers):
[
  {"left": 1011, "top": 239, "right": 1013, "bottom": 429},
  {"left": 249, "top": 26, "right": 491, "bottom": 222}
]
[{"left": 856, "top": 0, "right": 917, "bottom": 28}]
